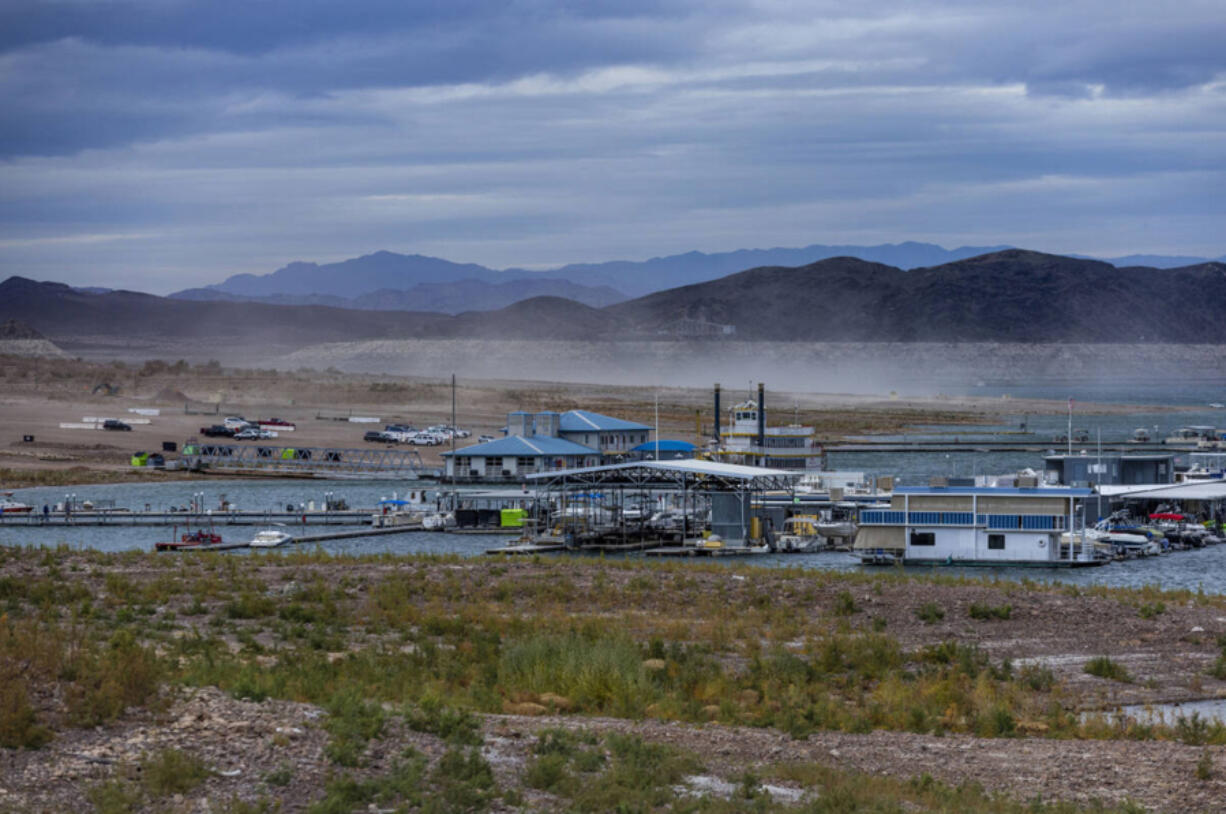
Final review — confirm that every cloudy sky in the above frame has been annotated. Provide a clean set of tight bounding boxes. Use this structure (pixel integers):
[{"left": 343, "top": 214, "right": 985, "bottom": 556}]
[{"left": 1, "top": 0, "right": 1223, "bottom": 292}]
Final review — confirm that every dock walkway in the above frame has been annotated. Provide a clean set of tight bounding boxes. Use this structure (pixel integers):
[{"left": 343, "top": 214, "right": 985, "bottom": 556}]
[{"left": 0, "top": 510, "right": 374, "bottom": 527}]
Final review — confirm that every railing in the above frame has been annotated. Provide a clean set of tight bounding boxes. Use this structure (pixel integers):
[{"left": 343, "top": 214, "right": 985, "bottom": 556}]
[{"left": 860, "top": 510, "right": 1066, "bottom": 530}]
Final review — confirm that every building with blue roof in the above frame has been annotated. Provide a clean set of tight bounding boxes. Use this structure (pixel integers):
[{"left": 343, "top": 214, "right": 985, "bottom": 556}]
[
  {"left": 443, "top": 408, "right": 654, "bottom": 481},
  {"left": 629, "top": 440, "right": 697, "bottom": 461}
]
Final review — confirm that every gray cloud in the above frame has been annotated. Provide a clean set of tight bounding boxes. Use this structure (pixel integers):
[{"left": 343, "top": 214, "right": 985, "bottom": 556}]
[{"left": 0, "top": 1, "right": 1223, "bottom": 291}]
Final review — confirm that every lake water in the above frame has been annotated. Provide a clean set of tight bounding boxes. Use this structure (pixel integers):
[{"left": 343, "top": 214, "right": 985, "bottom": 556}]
[{"left": 6, "top": 477, "right": 1226, "bottom": 594}]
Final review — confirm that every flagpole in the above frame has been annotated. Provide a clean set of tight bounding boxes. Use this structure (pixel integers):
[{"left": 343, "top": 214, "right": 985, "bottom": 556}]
[
  {"left": 1067, "top": 397, "right": 1073, "bottom": 456},
  {"left": 654, "top": 393, "right": 660, "bottom": 461}
]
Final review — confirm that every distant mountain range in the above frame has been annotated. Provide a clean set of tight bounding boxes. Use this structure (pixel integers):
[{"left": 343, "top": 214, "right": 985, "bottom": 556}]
[
  {"left": 170, "top": 242, "right": 1226, "bottom": 313},
  {"left": 7, "top": 249, "right": 1226, "bottom": 349},
  {"left": 171, "top": 277, "right": 626, "bottom": 313}
]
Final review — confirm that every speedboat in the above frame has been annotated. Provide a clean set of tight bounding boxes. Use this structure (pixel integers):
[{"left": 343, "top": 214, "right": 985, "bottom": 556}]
[
  {"left": 0, "top": 494, "right": 33, "bottom": 514},
  {"left": 249, "top": 529, "right": 294, "bottom": 548}
]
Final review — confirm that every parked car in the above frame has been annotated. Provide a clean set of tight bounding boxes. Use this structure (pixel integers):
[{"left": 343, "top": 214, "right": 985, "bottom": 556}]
[
  {"left": 412, "top": 433, "right": 445, "bottom": 446},
  {"left": 102, "top": 419, "right": 132, "bottom": 431},
  {"left": 200, "top": 425, "right": 235, "bottom": 437},
  {"left": 259, "top": 417, "right": 295, "bottom": 429},
  {"left": 478, "top": 434, "right": 495, "bottom": 443},
  {"left": 364, "top": 430, "right": 394, "bottom": 443},
  {"left": 233, "top": 428, "right": 261, "bottom": 440}
]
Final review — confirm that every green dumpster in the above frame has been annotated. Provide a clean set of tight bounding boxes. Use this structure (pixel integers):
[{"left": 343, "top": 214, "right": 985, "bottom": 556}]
[
  {"left": 129, "top": 452, "right": 149, "bottom": 467},
  {"left": 500, "top": 508, "right": 527, "bottom": 528},
  {"left": 281, "top": 448, "right": 296, "bottom": 460}
]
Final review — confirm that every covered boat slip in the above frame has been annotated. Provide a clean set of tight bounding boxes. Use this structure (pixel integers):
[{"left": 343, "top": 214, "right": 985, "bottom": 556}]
[
  {"left": 520, "top": 459, "right": 799, "bottom": 552},
  {"left": 1098, "top": 481, "right": 1226, "bottom": 519}
]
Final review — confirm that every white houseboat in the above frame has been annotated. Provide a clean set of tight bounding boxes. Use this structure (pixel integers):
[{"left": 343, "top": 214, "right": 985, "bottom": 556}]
[{"left": 853, "top": 485, "right": 1100, "bottom": 567}]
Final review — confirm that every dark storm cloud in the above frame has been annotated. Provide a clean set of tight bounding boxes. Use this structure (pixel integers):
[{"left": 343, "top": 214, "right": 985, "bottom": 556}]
[{"left": 0, "top": 1, "right": 1223, "bottom": 290}]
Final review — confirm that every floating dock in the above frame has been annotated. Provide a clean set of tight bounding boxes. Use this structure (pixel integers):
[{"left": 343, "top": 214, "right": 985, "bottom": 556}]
[
  {"left": 0, "top": 510, "right": 374, "bottom": 527},
  {"left": 485, "top": 542, "right": 567, "bottom": 555},
  {"left": 644, "top": 544, "right": 766, "bottom": 557},
  {"left": 158, "top": 524, "right": 433, "bottom": 552}
]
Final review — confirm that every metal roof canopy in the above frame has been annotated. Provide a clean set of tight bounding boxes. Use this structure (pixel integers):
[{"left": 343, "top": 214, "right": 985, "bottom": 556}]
[
  {"left": 525, "top": 458, "right": 799, "bottom": 491},
  {"left": 1108, "top": 481, "right": 1226, "bottom": 501}
]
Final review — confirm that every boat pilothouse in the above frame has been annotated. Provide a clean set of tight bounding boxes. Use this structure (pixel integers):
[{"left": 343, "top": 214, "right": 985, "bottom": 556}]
[
  {"left": 853, "top": 485, "right": 1102, "bottom": 567},
  {"left": 714, "top": 396, "right": 824, "bottom": 471}
]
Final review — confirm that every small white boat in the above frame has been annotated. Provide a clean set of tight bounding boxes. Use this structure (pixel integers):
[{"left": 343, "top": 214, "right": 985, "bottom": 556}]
[
  {"left": 249, "top": 529, "right": 294, "bottom": 548},
  {"left": 775, "top": 515, "right": 827, "bottom": 553},
  {"left": 0, "top": 494, "right": 33, "bottom": 514}
]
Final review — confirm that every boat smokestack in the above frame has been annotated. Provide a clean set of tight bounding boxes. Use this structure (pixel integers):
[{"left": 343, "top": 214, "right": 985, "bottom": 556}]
[
  {"left": 757, "top": 382, "right": 765, "bottom": 464},
  {"left": 713, "top": 383, "right": 721, "bottom": 441}
]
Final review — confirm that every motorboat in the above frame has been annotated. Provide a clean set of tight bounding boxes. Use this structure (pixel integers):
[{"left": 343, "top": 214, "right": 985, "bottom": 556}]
[
  {"left": 155, "top": 528, "right": 224, "bottom": 551},
  {"left": 0, "top": 494, "right": 33, "bottom": 514},
  {"left": 249, "top": 529, "right": 294, "bottom": 548},
  {"left": 775, "top": 515, "right": 827, "bottom": 553}
]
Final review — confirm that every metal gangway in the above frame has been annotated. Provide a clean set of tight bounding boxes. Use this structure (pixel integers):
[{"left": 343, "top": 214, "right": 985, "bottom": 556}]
[{"left": 181, "top": 443, "right": 427, "bottom": 478}]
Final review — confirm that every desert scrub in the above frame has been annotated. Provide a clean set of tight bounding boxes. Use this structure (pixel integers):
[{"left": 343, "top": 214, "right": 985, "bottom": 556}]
[
  {"left": 323, "top": 687, "right": 387, "bottom": 766},
  {"left": 526, "top": 732, "right": 700, "bottom": 813},
  {"left": 770, "top": 762, "right": 1148, "bottom": 814},
  {"left": 1084, "top": 656, "right": 1131, "bottom": 683},
  {"left": 1137, "top": 601, "right": 1166, "bottom": 619},
  {"left": 405, "top": 696, "right": 484, "bottom": 746},
  {"left": 968, "top": 602, "right": 1012, "bottom": 620},
  {"left": 832, "top": 589, "right": 859, "bottom": 616}
]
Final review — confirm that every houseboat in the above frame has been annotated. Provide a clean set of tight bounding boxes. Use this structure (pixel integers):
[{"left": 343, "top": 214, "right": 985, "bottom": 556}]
[{"left": 853, "top": 485, "right": 1101, "bottom": 567}]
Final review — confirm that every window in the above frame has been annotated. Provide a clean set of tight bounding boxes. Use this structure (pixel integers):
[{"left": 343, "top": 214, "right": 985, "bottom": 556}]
[
  {"left": 987, "top": 534, "right": 1005, "bottom": 550},
  {"left": 516, "top": 456, "right": 535, "bottom": 471},
  {"left": 910, "top": 532, "right": 935, "bottom": 547}
]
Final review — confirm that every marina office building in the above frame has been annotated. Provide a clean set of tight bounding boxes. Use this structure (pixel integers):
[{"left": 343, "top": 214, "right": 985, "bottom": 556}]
[
  {"left": 1043, "top": 453, "right": 1175, "bottom": 487},
  {"left": 442, "top": 409, "right": 653, "bottom": 482}
]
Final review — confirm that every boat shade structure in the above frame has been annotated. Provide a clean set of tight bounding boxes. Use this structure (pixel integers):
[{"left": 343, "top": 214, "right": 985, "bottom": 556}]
[
  {"left": 1103, "top": 482, "right": 1226, "bottom": 501},
  {"left": 525, "top": 459, "right": 800, "bottom": 546},
  {"left": 525, "top": 458, "right": 798, "bottom": 491}
]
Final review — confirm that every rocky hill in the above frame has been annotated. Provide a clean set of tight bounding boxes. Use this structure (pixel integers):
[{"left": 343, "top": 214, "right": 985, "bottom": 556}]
[
  {"left": 607, "top": 250, "right": 1226, "bottom": 343},
  {"left": 0, "top": 318, "right": 68, "bottom": 358},
  {"left": 6, "top": 250, "right": 1226, "bottom": 351}
]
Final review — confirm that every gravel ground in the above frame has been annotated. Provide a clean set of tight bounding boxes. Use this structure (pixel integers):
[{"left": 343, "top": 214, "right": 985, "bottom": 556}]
[{"left": 3, "top": 687, "right": 1224, "bottom": 813}]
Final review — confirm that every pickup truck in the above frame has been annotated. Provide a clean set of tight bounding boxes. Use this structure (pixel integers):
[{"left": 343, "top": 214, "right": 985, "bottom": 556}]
[{"left": 199, "top": 425, "right": 235, "bottom": 437}]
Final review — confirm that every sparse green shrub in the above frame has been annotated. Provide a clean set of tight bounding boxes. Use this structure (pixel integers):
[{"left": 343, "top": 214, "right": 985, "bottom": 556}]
[
  {"left": 225, "top": 592, "right": 276, "bottom": 619},
  {"left": 427, "top": 747, "right": 496, "bottom": 813},
  {"left": 1138, "top": 602, "right": 1166, "bottom": 619},
  {"left": 0, "top": 677, "right": 51, "bottom": 749},
  {"left": 498, "top": 632, "right": 653, "bottom": 716},
  {"left": 87, "top": 778, "right": 143, "bottom": 814},
  {"left": 307, "top": 756, "right": 427, "bottom": 814},
  {"left": 323, "top": 687, "right": 386, "bottom": 767},
  {"left": 833, "top": 590, "right": 858, "bottom": 616},
  {"left": 1018, "top": 664, "right": 1055, "bottom": 692},
  {"left": 67, "top": 629, "right": 164, "bottom": 726},
  {"left": 915, "top": 602, "right": 945, "bottom": 624},
  {"left": 264, "top": 762, "right": 293, "bottom": 787},
  {"left": 968, "top": 603, "right": 1012, "bottom": 621},
  {"left": 405, "top": 697, "right": 483, "bottom": 746},
  {"left": 1197, "top": 748, "right": 1214, "bottom": 779},
  {"left": 140, "top": 748, "right": 211, "bottom": 797},
  {"left": 1084, "top": 656, "right": 1131, "bottom": 683},
  {"left": 524, "top": 752, "right": 572, "bottom": 792}
]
